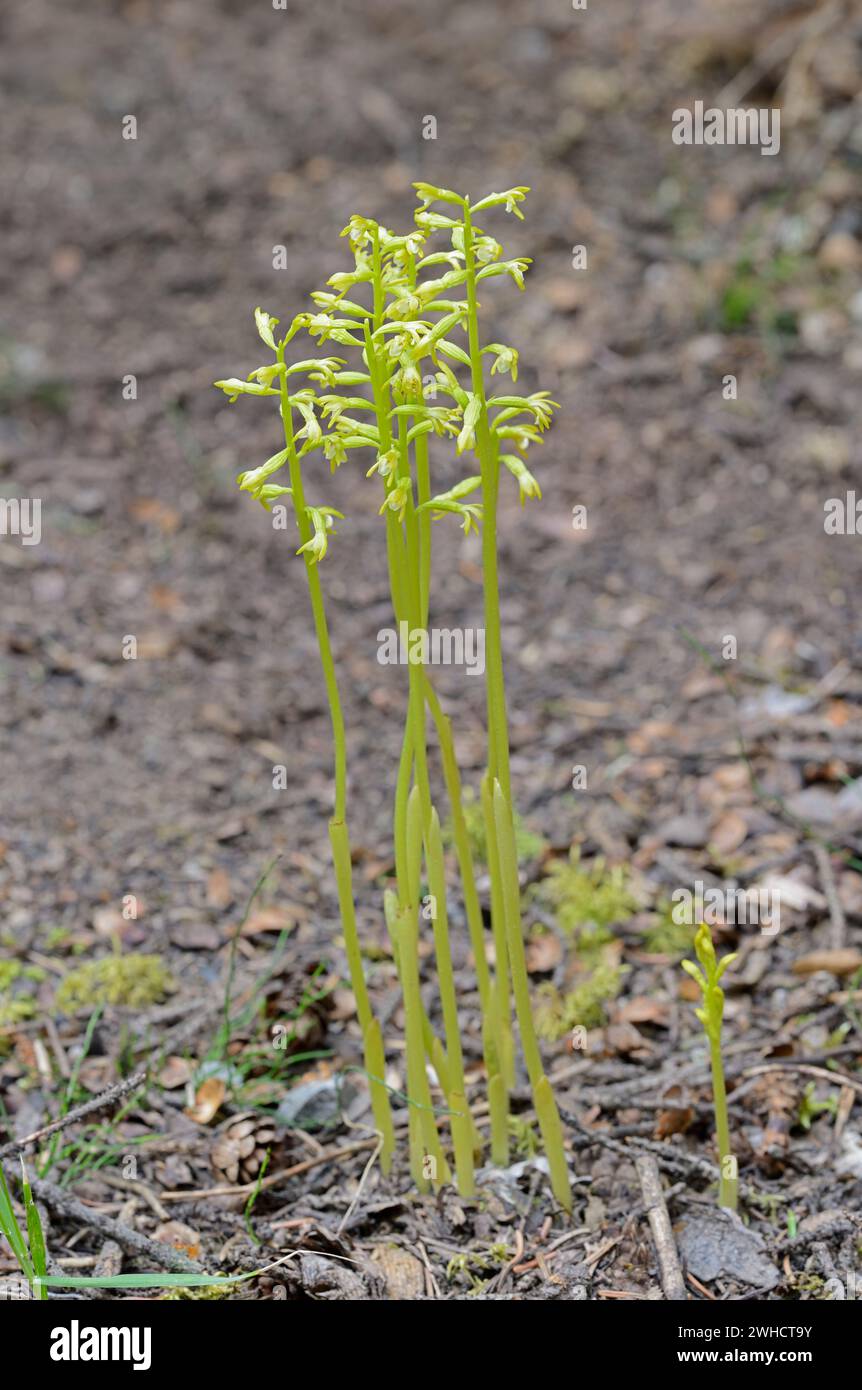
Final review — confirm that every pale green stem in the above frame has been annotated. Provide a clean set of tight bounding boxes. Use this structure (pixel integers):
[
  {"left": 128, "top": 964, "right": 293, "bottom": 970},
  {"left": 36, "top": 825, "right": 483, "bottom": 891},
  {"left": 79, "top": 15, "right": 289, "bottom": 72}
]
[
  {"left": 423, "top": 678, "right": 490, "bottom": 1008},
  {"left": 391, "top": 900, "right": 449, "bottom": 1188},
  {"left": 426, "top": 806, "right": 475, "bottom": 1195},
  {"left": 277, "top": 353, "right": 394, "bottom": 1167},
  {"left": 462, "top": 203, "right": 511, "bottom": 804},
  {"left": 493, "top": 779, "right": 572, "bottom": 1211},
  {"left": 481, "top": 773, "right": 515, "bottom": 1094},
  {"left": 710, "top": 1031, "right": 738, "bottom": 1210}
]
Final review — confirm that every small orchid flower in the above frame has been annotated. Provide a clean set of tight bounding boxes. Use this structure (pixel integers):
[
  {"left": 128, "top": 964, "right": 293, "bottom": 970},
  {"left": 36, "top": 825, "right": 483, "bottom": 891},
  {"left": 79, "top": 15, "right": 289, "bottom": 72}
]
[
  {"left": 213, "top": 377, "right": 279, "bottom": 403},
  {"left": 379, "top": 478, "right": 411, "bottom": 523},
  {"left": 297, "top": 505, "right": 344, "bottom": 564},
  {"left": 367, "top": 446, "right": 398, "bottom": 480},
  {"left": 254, "top": 307, "right": 280, "bottom": 351},
  {"left": 500, "top": 453, "right": 542, "bottom": 505},
  {"left": 485, "top": 342, "right": 519, "bottom": 382}
]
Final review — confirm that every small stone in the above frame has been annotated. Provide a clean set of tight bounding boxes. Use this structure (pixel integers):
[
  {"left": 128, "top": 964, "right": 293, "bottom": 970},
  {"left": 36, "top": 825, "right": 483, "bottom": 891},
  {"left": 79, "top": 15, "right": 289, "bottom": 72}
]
[
  {"left": 677, "top": 1209, "right": 780, "bottom": 1289},
  {"left": 819, "top": 232, "right": 861, "bottom": 272},
  {"left": 800, "top": 309, "right": 847, "bottom": 356},
  {"left": 276, "top": 1075, "right": 359, "bottom": 1129}
]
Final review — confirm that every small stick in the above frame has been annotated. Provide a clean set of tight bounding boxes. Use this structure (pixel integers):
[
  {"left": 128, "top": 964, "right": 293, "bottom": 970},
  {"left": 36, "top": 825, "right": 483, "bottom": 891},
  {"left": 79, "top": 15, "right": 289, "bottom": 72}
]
[
  {"left": 0, "top": 1071, "right": 146, "bottom": 1160},
  {"left": 159, "top": 1137, "right": 378, "bottom": 1202},
  {"left": 833, "top": 1084, "right": 855, "bottom": 1145},
  {"left": 812, "top": 842, "right": 847, "bottom": 949},
  {"left": 635, "top": 1154, "right": 686, "bottom": 1302},
  {"left": 43, "top": 1016, "right": 71, "bottom": 1080},
  {"left": 742, "top": 1061, "right": 862, "bottom": 1097},
  {"left": 1, "top": 1165, "right": 205, "bottom": 1276}
]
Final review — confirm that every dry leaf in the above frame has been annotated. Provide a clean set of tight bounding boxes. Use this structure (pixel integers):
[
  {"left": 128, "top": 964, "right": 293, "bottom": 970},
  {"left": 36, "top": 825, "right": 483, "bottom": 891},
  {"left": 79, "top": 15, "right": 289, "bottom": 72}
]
[
  {"left": 655, "top": 1084, "right": 694, "bottom": 1139},
  {"left": 206, "top": 867, "right": 234, "bottom": 910},
  {"left": 709, "top": 810, "right": 748, "bottom": 858},
  {"left": 605, "top": 1022, "right": 650, "bottom": 1055},
  {"left": 169, "top": 922, "right": 220, "bottom": 951},
  {"left": 159, "top": 1056, "right": 193, "bottom": 1090},
  {"left": 329, "top": 988, "right": 358, "bottom": 1021},
  {"left": 615, "top": 996, "right": 671, "bottom": 1027},
  {"left": 92, "top": 907, "right": 126, "bottom": 939},
  {"left": 149, "top": 584, "right": 183, "bottom": 614},
  {"left": 184, "top": 1077, "right": 226, "bottom": 1124},
  {"left": 713, "top": 763, "right": 750, "bottom": 792},
  {"left": 792, "top": 949, "right": 862, "bottom": 978},
  {"left": 526, "top": 932, "right": 563, "bottom": 974},
  {"left": 230, "top": 906, "right": 302, "bottom": 938},
  {"left": 130, "top": 497, "right": 181, "bottom": 533},
  {"left": 371, "top": 1245, "right": 426, "bottom": 1299},
  {"left": 154, "top": 1221, "right": 200, "bottom": 1260}
]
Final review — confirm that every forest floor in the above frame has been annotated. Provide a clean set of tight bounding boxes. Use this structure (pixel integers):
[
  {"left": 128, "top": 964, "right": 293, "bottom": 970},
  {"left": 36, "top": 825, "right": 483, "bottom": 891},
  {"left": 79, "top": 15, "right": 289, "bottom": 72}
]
[{"left": 1, "top": 0, "right": 861, "bottom": 1300}]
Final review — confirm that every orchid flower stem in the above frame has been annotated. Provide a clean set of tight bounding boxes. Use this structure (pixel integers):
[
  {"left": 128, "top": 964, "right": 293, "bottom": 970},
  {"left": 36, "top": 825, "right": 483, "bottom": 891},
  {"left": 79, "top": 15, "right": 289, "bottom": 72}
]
[
  {"left": 367, "top": 246, "right": 449, "bottom": 1183},
  {"left": 463, "top": 203, "right": 511, "bottom": 804},
  {"left": 423, "top": 678, "right": 490, "bottom": 1007},
  {"left": 493, "top": 780, "right": 572, "bottom": 1212},
  {"left": 463, "top": 203, "right": 520, "bottom": 1117},
  {"left": 415, "top": 429, "right": 431, "bottom": 628},
  {"left": 277, "top": 351, "right": 394, "bottom": 1169},
  {"left": 426, "top": 805, "right": 476, "bottom": 1195},
  {"left": 711, "top": 1034, "right": 738, "bottom": 1210},
  {"left": 481, "top": 773, "right": 515, "bottom": 1094},
  {"left": 393, "top": 722, "right": 413, "bottom": 903},
  {"left": 396, "top": 907, "right": 449, "bottom": 1189}
]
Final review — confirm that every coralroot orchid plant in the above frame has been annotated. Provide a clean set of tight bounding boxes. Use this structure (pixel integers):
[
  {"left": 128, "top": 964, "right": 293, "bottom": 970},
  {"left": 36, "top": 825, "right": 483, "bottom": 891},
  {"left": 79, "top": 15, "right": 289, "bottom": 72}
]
[
  {"left": 214, "top": 184, "right": 572, "bottom": 1210},
  {"left": 682, "top": 923, "right": 738, "bottom": 1210}
]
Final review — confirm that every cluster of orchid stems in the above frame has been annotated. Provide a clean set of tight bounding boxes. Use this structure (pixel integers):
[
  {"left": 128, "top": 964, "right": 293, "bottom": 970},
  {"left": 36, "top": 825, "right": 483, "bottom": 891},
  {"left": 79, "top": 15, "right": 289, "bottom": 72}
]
[{"left": 215, "top": 183, "right": 572, "bottom": 1211}]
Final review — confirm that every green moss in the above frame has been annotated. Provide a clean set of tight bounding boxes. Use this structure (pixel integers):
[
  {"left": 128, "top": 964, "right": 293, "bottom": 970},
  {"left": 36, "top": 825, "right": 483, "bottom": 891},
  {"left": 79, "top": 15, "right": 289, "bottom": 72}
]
[
  {"left": 533, "top": 961, "right": 625, "bottom": 1041},
  {"left": 0, "top": 960, "right": 38, "bottom": 1027},
  {"left": 445, "top": 786, "right": 547, "bottom": 864},
  {"left": 534, "top": 849, "right": 636, "bottom": 946},
  {"left": 56, "top": 953, "right": 174, "bottom": 1012},
  {"left": 508, "top": 1114, "right": 540, "bottom": 1158},
  {"left": 643, "top": 902, "right": 696, "bottom": 957},
  {"left": 159, "top": 1283, "right": 238, "bottom": 1301},
  {"left": 446, "top": 1244, "right": 509, "bottom": 1292}
]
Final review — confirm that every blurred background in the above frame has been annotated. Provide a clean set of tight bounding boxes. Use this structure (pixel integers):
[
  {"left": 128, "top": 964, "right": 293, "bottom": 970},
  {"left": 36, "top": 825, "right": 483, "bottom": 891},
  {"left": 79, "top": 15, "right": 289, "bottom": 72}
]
[{"left": 1, "top": 0, "right": 861, "bottom": 970}]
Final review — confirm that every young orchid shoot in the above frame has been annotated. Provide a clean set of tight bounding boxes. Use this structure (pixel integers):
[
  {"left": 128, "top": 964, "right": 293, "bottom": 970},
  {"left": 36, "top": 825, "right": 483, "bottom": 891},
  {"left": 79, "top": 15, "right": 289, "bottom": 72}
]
[{"left": 682, "top": 923, "right": 738, "bottom": 1210}]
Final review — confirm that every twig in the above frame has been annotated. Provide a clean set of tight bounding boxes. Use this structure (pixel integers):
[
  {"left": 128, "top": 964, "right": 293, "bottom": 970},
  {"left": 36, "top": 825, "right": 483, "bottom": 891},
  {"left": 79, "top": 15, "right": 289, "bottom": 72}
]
[
  {"left": 1, "top": 1164, "right": 205, "bottom": 1276},
  {"left": 741, "top": 1061, "right": 862, "bottom": 1097},
  {"left": 812, "top": 842, "right": 847, "bottom": 950},
  {"left": 415, "top": 1240, "right": 441, "bottom": 1299},
  {"left": 96, "top": 1172, "right": 169, "bottom": 1221},
  {"left": 0, "top": 1071, "right": 146, "bottom": 1160},
  {"left": 336, "top": 1134, "right": 382, "bottom": 1237},
  {"left": 635, "top": 1154, "right": 687, "bottom": 1301},
  {"left": 159, "top": 1137, "right": 378, "bottom": 1202}
]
